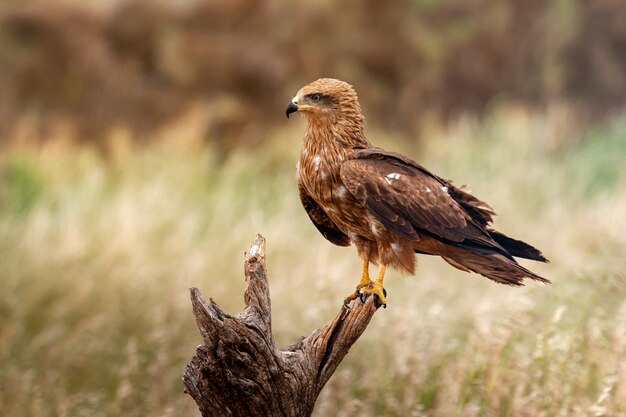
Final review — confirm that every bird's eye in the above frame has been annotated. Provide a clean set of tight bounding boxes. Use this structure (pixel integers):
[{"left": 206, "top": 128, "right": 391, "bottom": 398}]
[{"left": 311, "top": 94, "right": 321, "bottom": 102}]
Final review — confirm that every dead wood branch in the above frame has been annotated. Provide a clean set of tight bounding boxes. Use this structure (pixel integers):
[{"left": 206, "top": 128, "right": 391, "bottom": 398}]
[{"left": 183, "top": 234, "right": 380, "bottom": 417}]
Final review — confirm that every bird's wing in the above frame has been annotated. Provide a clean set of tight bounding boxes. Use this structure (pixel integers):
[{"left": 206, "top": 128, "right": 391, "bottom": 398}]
[
  {"left": 298, "top": 180, "right": 351, "bottom": 246},
  {"left": 340, "top": 148, "right": 502, "bottom": 248},
  {"left": 443, "top": 181, "right": 495, "bottom": 226}
]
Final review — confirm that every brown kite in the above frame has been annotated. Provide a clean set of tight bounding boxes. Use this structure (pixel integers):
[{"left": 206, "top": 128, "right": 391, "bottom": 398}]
[{"left": 286, "top": 78, "right": 548, "bottom": 307}]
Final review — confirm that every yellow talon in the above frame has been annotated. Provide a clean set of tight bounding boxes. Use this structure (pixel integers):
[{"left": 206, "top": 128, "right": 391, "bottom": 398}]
[
  {"left": 344, "top": 259, "right": 373, "bottom": 305},
  {"left": 344, "top": 262, "right": 388, "bottom": 308},
  {"left": 361, "top": 264, "right": 387, "bottom": 307},
  {"left": 344, "top": 292, "right": 358, "bottom": 305},
  {"left": 358, "top": 280, "right": 387, "bottom": 307}
]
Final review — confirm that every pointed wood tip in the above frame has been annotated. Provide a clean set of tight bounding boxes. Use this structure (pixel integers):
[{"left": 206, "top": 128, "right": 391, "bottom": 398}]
[
  {"left": 245, "top": 234, "right": 266, "bottom": 263},
  {"left": 189, "top": 287, "right": 204, "bottom": 307}
]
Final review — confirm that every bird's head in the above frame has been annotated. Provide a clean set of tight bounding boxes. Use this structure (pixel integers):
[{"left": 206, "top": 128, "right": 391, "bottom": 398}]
[{"left": 286, "top": 78, "right": 364, "bottom": 127}]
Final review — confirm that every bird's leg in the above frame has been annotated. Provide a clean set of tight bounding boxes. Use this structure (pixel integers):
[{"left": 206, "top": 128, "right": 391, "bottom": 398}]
[
  {"left": 358, "top": 264, "right": 387, "bottom": 308},
  {"left": 344, "top": 259, "right": 373, "bottom": 305},
  {"left": 355, "top": 258, "right": 373, "bottom": 290}
]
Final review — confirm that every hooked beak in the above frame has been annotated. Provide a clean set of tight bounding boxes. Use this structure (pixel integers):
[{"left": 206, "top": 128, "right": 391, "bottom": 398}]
[{"left": 285, "top": 101, "right": 298, "bottom": 118}]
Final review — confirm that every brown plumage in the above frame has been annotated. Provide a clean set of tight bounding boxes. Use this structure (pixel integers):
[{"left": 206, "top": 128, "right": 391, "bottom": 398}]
[{"left": 286, "top": 78, "right": 548, "bottom": 307}]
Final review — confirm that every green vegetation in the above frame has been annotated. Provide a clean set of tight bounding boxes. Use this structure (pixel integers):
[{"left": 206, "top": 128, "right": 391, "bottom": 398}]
[{"left": 1, "top": 112, "right": 625, "bottom": 416}]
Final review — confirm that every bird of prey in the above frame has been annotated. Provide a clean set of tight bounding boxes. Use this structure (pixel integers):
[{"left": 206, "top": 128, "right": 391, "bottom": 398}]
[{"left": 286, "top": 78, "right": 548, "bottom": 307}]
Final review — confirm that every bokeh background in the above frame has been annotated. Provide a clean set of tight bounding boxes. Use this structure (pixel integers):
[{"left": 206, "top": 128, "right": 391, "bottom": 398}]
[{"left": 1, "top": 1, "right": 625, "bottom": 416}]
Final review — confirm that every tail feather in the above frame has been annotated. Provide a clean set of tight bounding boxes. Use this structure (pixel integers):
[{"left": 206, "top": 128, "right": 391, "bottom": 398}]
[
  {"left": 443, "top": 249, "right": 550, "bottom": 286},
  {"left": 488, "top": 230, "right": 549, "bottom": 262}
]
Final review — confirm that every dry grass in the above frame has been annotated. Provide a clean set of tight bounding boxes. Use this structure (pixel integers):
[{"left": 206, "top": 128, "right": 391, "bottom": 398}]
[{"left": 1, "top": 110, "right": 625, "bottom": 416}]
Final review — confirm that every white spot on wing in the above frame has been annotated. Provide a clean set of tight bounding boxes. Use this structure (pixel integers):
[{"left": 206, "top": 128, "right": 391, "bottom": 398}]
[
  {"left": 425, "top": 187, "right": 432, "bottom": 193},
  {"left": 385, "top": 172, "right": 401, "bottom": 185},
  {"left": 441, "top": 186, "right": 449, "bottom": 193},
  {"left": 390, "top": 242, "right": 401, "bottom": 252},
  {"left": 335, "top": 185, "right": 349, "bottom": 198},
  {"left": 371, "top": 223, "right": 381, "bottom": 236}
]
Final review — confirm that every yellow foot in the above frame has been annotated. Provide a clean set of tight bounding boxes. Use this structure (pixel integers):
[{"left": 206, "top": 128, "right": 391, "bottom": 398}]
[
  {"left": 358, "top": 281, "right": 388, "bottom": 308},
  {"left": 343, "top": 278, "right": 372, "bottom": 306},
  {"left": 344, "top": 260, "right": 374, "bottom": 306},
  {"left": 356, "top": 276, "right": 373, "bottom": 291},
  {"left": 344, "top": 291, "right": 358, "bottom": 305},
  {"left": 344, "top": 263, "right": 388, "bottom": 308}
]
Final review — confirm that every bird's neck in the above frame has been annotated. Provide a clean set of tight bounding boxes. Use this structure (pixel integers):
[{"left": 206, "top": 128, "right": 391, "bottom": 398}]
[{"left": 302, "top": 115, "right": 370, "bottom": 160}]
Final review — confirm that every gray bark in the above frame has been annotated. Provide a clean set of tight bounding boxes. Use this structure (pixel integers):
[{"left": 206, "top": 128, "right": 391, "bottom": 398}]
[{"left": 183, "top": 234, "right": 380, "bottom": 417}]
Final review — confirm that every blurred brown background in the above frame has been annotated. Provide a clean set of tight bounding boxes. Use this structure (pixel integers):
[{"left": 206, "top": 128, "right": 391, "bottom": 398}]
[{"left": 1, "top": 0, "right": 625, "bottom": 147}]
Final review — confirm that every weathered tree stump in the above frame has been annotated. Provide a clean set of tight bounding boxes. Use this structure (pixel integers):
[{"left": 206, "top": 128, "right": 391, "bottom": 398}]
[{"left": 183, "top": 234, "right": 380, "bottom": 417}]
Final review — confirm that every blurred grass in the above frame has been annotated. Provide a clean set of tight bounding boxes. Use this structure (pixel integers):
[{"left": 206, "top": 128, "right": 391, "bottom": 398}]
[{"left": 1, "top": 110, "right": 625, "bottom": 416}]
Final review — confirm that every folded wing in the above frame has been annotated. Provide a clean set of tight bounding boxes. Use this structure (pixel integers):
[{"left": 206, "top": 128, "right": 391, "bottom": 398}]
[
  {"left": 340, "top": 149, "right": 511, "bottom": 257},
  {"left": 298, "top": 181, "right": 351, "bottom": 246}
]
